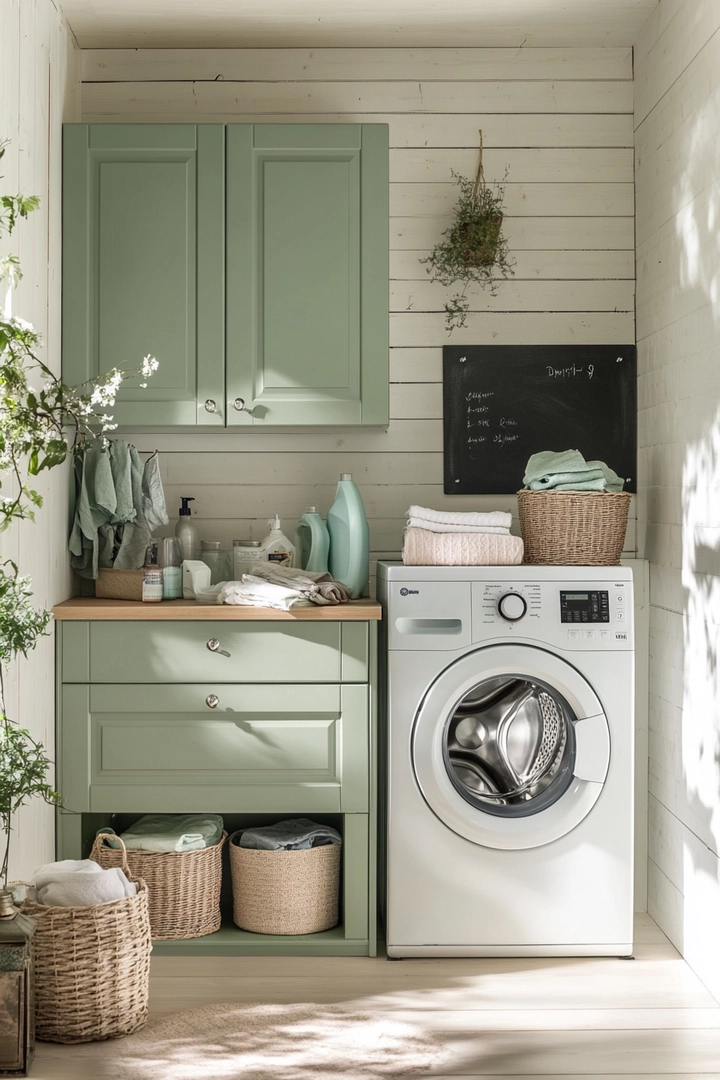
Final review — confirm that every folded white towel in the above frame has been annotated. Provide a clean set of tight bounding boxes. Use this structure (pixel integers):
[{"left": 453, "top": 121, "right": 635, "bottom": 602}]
[
  {"left": 219, "top": 579, "right": 312, "bottom": 611},
  {"left": 407, "top": 505, "right": 512, "bottom": 531},
  {"left": 407, "top": 518, "right": 509, "bottom": 534},
  {"left": 403, "top": 528, "right": 524, "bottom": 566},
  {"left": 31, "top": 858, "right": 137, "bottom": 907}
]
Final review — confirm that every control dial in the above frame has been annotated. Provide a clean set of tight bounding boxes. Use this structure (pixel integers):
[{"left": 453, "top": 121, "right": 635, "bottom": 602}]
[{"left": 498, "top": 592, "right": 527, "bottom": 622}]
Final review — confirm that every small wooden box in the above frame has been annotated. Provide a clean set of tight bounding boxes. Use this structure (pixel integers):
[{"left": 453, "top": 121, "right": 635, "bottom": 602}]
[{"left": 95, "top": 569, "right": 145, "bottom": 601}]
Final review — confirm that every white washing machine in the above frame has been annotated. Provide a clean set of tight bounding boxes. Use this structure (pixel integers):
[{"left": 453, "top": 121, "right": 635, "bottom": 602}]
[{"left": 377, "top": 562, "right": 634, "bottom": 958}]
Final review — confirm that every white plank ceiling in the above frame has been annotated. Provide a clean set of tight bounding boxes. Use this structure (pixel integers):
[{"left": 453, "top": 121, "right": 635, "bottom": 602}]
[{"left": 61, "top": 0, "right": 660, "bottom": 49}]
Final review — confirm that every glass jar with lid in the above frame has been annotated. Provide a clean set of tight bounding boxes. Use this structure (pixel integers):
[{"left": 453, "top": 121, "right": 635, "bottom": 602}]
[
  {"left": 199, "top": 540, "right": 231, "bottom": 585},
  {"left": 233, "top": 540, "right": 265, "bottom": 579}
]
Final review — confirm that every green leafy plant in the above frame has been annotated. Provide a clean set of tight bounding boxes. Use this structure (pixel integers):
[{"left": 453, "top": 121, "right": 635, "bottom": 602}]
[
  {"left": 421, "top": 131, "right": 514, "bottom": 332},
  {"left": 0, "top": 138, "right": 159, "bottom": 886}
]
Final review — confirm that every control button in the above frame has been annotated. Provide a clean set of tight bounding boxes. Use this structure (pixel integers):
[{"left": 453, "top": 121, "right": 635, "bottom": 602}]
[
  {"left": 616, "top": 611, "right": 626, "bottom": 622},
  {"left": 616, "top": 594, "right": 625, "bottom": 603},
  {"left": 567, "top": 630, "right": 580, "bottom": 640},
  {"left": 615, "top": 632, "right": 628, "bottom": 641},
  {"left": 600, "top": 631, "right": 611, "bottom": 640},
  {"left": 584, "top": 630, "right": 595, "bottom": 640},
  {"left": 498, "top": 592, "right": 527, "bottom": 622}
]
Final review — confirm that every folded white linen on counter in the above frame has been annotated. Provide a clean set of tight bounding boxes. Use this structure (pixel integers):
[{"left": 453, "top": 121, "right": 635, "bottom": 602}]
[
  {"left": 407, "top": 505, "right": 512, "bottom": 532},
  {"left": 242, "top": 564, "right": 351, "bottom": 605},
  {"left": 31, "top": 858, "right": 137, "bottom": 907},
  {"left": 219, "top": 578, "right": 312, "bottom": 611},
  {"left": 403, "top": 528, "right": 523, "bottom": 566}
]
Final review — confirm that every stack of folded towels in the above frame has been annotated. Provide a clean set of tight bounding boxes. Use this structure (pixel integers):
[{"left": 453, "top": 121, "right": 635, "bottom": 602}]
[
  {"left": 403, "top": 505, "right": 524, "bottom": 566},
  {"left": 523, "top": 450, "right": 624, "bottom": 492}
]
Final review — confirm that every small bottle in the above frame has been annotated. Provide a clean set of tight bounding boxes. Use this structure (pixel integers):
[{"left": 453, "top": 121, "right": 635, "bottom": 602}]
[
  {"left": 142, "top": 542, "right": 163, "bottom": 603},
  {"left": 233, "top": 539, "right": 265, "bottom": 578},
  {"left": 295, "top": 507, "right": 330, "bottom": 573},
  {"left": 175, "top": 496, "right": 200, "bottom": 561},
  {"left": 261, "top": 515, "right": 296, "bottom": 567},
  {"left": 158, "top": 537, "right": 183, "bottom": 600},
  {"left": 327, "top": 473, "right": 369, "bottom": 599}
]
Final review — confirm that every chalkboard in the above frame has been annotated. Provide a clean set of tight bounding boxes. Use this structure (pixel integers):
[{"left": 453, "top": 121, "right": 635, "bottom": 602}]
[{"left": 443, "top": 345, "right": 637, "bottom": 495}]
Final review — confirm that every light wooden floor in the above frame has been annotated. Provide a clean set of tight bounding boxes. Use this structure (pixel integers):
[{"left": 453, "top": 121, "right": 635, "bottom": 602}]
[{"left": 32, "top": 914, "right": 720, "bottom": 1079}]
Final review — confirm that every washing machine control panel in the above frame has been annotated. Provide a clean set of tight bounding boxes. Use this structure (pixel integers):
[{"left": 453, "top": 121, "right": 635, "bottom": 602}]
[
  {"left": 497, "top": 592, "right": 527, "bottom": 621},
  {"left": 560, "top": 590, "right": 609, "bottom": 623}
]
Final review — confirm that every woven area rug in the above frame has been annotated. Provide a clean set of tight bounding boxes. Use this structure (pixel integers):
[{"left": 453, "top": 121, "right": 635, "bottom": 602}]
[{"left": 115, "top": 1003, "right": 446, "bottom": 1080}]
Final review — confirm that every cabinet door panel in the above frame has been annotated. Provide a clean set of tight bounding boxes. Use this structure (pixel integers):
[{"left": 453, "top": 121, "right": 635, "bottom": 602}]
[
  {"left": 61, "top": 684, "right": 368, "bottom": 814},
  {"left": 226, "top": 124, "right": 388, "bottom": 426},
  {"left": 62, "top": 124, "right": 224, "bottom": 426}
]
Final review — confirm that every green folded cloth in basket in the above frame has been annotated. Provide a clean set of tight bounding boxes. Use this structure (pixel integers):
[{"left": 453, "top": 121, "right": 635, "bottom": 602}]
[
  {"left": 98, "top": 814, "right": 224, "bottom": 853},
  {"left": 523, "top": 450, "right": 624, "bottom": 492}
]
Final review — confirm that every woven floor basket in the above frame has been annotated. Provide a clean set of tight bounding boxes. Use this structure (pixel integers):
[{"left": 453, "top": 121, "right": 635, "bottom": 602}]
[
  {"left": 229, "top": 832, "right": 340, "bottom": 935},
  {"left": 517, "top": 489, "right": 632, "bottom": 566},
  {"left": 90, "top": 831, "right": 227, "bottom": 940},
  {"left": 22, "top": 836, "right": 151, "bottom": 1044}
]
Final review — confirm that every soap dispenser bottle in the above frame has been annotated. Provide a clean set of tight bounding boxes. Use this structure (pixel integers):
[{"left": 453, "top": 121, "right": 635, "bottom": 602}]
[
  {"left": 295, "top": 507, "right": 330, "bottom": 573},
  {"left": 175, "top": 496, "right": 200, "bottom": 561},
  {"left": 262, "top": 514, "right": 296, "bottom": 567},
  {"left": 327, "top": 473, "right": 369, "bottom": 599}
]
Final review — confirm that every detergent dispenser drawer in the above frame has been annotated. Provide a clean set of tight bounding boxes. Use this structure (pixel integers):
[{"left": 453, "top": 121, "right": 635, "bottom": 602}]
[{"left": 388, "top": 581, "right": 471, "bottom": 651}]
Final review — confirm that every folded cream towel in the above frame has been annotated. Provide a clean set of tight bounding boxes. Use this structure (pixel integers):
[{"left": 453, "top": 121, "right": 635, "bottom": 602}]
[
  {"left": 31, "top": 858, "right": 137, "bottom": 907},
  {"left": 403, "top": 528, "right": 524, "bottom": 566},
  {"left": 407, "top": 518, "right": 509, "bottom": 534},
  {"left": 407, "top": 505, "right": 512, "bottom": 531}
]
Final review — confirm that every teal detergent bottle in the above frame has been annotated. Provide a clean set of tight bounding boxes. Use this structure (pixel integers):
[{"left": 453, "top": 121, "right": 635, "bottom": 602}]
[
  {"left": 327, "top": 473, "right": 369, "bottom": 599},
  {"left": 295, "top": 507, "right": 330, "bottom": 574}
]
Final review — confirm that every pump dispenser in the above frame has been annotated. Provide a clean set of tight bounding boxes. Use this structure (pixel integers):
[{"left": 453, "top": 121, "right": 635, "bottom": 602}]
[
  {"left": 175, "top": 496, "right": 200, "bottom": 561},
  {"left": 261, "top": 514, "right": 296, "bottom": 567}
]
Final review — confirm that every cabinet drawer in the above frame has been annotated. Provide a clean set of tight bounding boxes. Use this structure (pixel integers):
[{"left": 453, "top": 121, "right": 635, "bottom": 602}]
[
  {"left": 61, "top": 683, "right": 368, "bottom": 814},
  {"left": 63, "top": 621, "right": 353, "bottom": 683}
]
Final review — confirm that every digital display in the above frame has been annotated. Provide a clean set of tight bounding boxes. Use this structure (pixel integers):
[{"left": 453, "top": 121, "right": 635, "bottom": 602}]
[{"left": 560, "top": 590, "right": 609, "bottom": 624}]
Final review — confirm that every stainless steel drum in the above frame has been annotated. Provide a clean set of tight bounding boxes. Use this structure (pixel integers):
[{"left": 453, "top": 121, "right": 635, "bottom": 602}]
[{"left": 444, "top": 676, "right": 577, "bottom": 818}]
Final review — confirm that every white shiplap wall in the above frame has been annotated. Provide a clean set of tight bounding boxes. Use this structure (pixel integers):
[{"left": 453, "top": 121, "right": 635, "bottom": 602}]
[
  {"left": 0, "top": 0, "right": 80, "bottom": 878},
  {"left": 635, "top": 0, "right": 720, "bottom": 1001},
  {"left": 80, "top": 48, "right": 636, "bottom": 574}
]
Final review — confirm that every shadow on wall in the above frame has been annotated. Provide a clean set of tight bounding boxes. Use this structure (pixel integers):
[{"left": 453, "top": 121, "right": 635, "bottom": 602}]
[{"left": 646, "top": 82, "right": 720, "bottom": 993}]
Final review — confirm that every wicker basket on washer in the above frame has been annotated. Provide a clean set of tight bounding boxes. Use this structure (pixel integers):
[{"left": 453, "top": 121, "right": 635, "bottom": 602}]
[
  {"left": 22, "top": 835, "right": 151, "bottom": 1044},
  {"left": 229, "top": 830, "right": 340, "bottom": 935},
  {"left": 90, "top": 830, "right": 227, "bottom": 940},
  {"left": 517, "top": 489, "right": 632, "bottom": 566}
]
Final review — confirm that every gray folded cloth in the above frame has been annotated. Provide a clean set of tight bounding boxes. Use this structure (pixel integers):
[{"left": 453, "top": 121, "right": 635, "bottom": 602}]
[
  {"left": 244, "top": 564, "right": 351, "bottom": 605},
  {"left": 237, "top": 818, "right": 342, "bottom": 850}
]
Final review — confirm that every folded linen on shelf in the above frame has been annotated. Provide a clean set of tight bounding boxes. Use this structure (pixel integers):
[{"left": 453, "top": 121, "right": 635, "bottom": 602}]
[
  {"left": 100, "top": 814, "right": 224, "bottom": 853},
  {"left": 237, "top": 818, "right": 342, "bottom": 851},
  {"left": 31, "top": 858, "right": 137, "bottom": 907},
  {"left": 243, "top": 564, "right": 351, "bottom": 605},
  {"left": 523, "top": 450, "right": 624, "bottom": 493},
  {"left": 219, "top": 579, "right": 312, "bottom": 611},
  {"left": 403, "top": 528, "right": 524, "bottom": 567},
  {"left": 407, "top": 505, "right": 512, "bottom": 532}
]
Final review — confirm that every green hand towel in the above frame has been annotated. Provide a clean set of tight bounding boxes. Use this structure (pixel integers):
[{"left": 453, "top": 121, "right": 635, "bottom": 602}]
[{"left": 523, "top": 450, "right": 624, "bottom": 493}]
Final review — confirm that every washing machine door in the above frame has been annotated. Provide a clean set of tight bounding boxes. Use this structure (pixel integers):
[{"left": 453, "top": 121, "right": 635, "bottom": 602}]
[{"left": 412, "top": 644, "right": 610, "bottom": 850}]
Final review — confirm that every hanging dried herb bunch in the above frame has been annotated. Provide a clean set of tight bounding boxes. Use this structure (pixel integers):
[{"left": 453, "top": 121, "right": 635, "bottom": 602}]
[{"left": 422, "top": 131, "right": 514, "bottom": 332}]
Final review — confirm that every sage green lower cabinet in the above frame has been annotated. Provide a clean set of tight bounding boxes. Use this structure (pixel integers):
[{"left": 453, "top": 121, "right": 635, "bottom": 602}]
[{"left": 56, "top": 620, "right": 377, "bottom": 957}]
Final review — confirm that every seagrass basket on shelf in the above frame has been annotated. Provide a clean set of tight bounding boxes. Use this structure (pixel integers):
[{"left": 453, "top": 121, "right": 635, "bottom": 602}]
[
  {"left": 228, "top": 831, "right": 340, "bottom": 936},
  {"left": 22, "top": 834, "right": 151, "bottom": 1044},
  {"left": 517, "top": 489, "right": 632, "bottom": 566},
  {"left": 90, "top": 830, "right": 227, "bottom": 940}
]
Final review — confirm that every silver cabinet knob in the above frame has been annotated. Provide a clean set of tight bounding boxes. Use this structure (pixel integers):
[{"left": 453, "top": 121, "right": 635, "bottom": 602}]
[
  {"left": 204, "top": 399, "right": 217, "bottom": 413},
  {"left": 206, "top": 639, "right": 220, "bottom": 652},
  {"left": 205, "top": 694, "right": 220, "bottom": 709},
  {"left": 233, "top": 398, "right": 246, "bottom": 412}
]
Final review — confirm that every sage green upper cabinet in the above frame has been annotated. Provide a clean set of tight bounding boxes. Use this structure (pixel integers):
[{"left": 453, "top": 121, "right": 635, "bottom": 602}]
[
  {"left": 62, "top": 125, "right": 226, "bottom": 426},
  {"left": 226, "top": 125, "right": 388, "bottom": 426}
]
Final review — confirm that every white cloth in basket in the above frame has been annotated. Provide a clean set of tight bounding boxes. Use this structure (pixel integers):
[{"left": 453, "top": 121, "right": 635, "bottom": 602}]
[{"left": 31, "top": 858, "right": 137, "bottom": 907}]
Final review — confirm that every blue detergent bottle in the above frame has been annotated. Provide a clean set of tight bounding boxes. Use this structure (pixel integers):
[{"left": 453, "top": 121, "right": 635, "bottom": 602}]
[
  {"left": 295, "top": 507, "right": 330, "bottom": 573},
  {"left": 327, "top": 473, "right": 369, "bottom": 599}
]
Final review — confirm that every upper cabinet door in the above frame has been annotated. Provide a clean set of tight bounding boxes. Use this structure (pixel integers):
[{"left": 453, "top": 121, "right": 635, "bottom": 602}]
[
  {"left": 226, "top": 125, "right": 388, "bottom": 426},
  {"left": 62, "top": 125, "right": 225, "bottom": 426}
]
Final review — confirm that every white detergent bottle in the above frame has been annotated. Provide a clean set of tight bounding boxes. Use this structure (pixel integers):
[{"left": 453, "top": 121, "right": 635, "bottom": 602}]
[
  {"left": 327, "top": 473, "right": 369, "bottom": 599},
  {"left": 262, "top": 514, "right": 296, "bottom": 567},
  {"left": 295, "top": 507, "right": 330, "bottom": 573}
]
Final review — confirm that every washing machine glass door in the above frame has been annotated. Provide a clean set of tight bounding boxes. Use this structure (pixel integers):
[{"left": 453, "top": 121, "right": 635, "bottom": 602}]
[{"left": 413, "top": 644, "right": 610, "bottom": 850}]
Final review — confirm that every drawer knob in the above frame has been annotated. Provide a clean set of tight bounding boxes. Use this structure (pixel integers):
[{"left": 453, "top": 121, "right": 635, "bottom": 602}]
[
  {"left": 205, "top": 694, "right": 220, "bottom": 709},
  {"left": 233, "top": 398, "right": 246, "bottom": 412},
  {"left": 206, "top": 639, "right": 220, "bottom": 652},
  {"left": 204, "top": 399, "right": 217, "bottom": 413}
]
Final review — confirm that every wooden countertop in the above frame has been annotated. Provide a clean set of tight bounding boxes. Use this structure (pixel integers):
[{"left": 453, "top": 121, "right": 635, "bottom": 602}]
[{"left": 52, "top": 597, "right": 382, "bottom": 621}]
